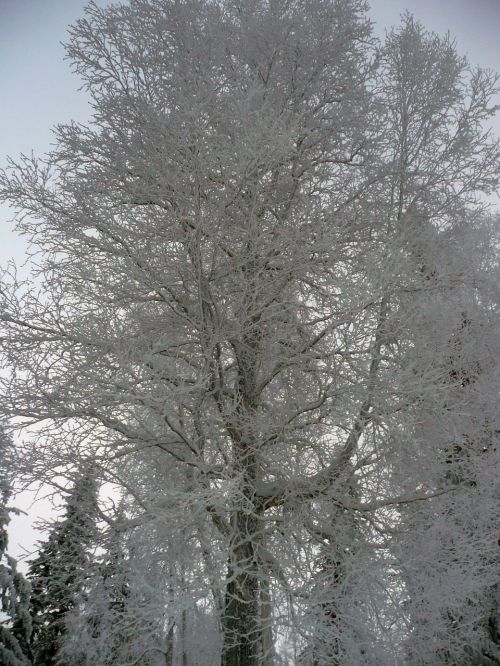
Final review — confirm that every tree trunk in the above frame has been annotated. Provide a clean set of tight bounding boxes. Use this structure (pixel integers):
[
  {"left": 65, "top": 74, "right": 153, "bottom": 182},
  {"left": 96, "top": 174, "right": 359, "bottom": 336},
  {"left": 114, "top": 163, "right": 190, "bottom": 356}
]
[
  {"left": 181, "top": 609, "right": 188, "bottom": 666},
  {"left": 221, "top": 318, "right": 263, "bottom": 666},
  {"left": 260, "top": 577, "right": 274, "bottom": 666},
  {"left": 164, "top": 624, "right": 174, "bottom": 666},
  {"left": 222, "top": 509, "right": 261, "bottom": 666}
]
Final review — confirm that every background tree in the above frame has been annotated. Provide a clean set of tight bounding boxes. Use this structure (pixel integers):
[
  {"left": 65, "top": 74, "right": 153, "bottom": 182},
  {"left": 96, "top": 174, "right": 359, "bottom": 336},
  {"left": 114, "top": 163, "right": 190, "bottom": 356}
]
[
  {"left": 371, "top": 17, "right": 500, "bottom": 664},
  {"left": 293, "top": 15, "right": 500, "bottom": 664},
  {"left": 0, "top": 430, "right": 32, "bottom": 666},
  {"left": 26, "top": 466, "right": 98, "bottom": 666},
  {"left": 62, "top": 451, "right": 223, "bottom": 666},
  {"left": 393, "top": 217, "right": 500, "bottom": 665},
  {"left": 61, "top": 515, "right": 166, "bottom": 665}
]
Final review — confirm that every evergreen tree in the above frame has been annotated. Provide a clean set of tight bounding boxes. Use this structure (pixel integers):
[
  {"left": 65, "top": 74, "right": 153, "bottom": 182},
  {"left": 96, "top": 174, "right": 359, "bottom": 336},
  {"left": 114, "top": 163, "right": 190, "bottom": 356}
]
[
  {"left": 0, "top": 430, "right": 32, "bottom": 666},
  {"left": 26, "top": 466, "right": 98, "bottom": 666},
  {"left": 61, "top": 513, "right": 167, "bottom": 666},
  {"left": 60, "top": 522, "right": 131, "bottom": 665}
]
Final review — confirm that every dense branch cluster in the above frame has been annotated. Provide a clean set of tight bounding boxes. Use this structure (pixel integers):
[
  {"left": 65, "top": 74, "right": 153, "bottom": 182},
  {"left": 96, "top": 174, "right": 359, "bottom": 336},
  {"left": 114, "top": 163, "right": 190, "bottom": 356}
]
[{"left": 0, "top": 1, "right": 499, "bottom": 664}]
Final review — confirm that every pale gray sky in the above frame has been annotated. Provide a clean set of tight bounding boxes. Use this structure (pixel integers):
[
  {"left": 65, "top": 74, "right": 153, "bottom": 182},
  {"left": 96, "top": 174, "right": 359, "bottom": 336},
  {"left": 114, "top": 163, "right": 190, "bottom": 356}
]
[{"left": 1, "top": 0, "right": 500, "bottom": 559}]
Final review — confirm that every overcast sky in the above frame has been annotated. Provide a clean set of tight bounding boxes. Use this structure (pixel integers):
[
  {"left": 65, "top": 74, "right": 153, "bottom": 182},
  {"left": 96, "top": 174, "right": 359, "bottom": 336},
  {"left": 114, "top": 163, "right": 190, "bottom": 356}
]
[{"left": 1, "top": 0, "right": 500, "bottom": 559}]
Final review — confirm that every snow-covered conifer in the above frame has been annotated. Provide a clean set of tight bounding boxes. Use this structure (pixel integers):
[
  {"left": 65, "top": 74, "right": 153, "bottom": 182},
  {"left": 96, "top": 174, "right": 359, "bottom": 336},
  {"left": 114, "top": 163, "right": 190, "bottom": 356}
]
[
  {"left": 0, "top": 431, "right": 32, "bottom": 666},
  {"left": 26, "top": 466, "right": 98, "bottom": 666},
  {"left": 61, "top": 512, "right": 167, "bottom": 666}
]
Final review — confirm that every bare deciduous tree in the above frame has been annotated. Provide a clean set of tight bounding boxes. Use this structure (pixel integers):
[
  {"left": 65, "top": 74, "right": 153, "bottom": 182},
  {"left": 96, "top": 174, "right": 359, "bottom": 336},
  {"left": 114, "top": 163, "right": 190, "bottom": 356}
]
[{"left": 0, "top": 2, "right": 499, "bottom": 664}]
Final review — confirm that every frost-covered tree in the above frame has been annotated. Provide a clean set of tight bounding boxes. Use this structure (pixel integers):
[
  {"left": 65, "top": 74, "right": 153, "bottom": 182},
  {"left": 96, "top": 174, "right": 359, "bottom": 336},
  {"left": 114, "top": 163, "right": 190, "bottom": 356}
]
[
  {"left": 295, "top": 15, "right": 500, "bottom": 664},
  {"left": 0, "top": 431, "right": 32, "bottom": 666},
  {"left": 394, "top": 217, "right": 500, "bottom": 665},
  {"left": 26, "top": 466, "right": 98, "bottom": 666},
  {"left": 0, "top": 2, "right": 499, "bottom": 664},
  {"left": 61, "top": 503, "right": 171, "bottom": 666},
  {"left": 369, "top": 17, "right": 500, "bottom": 664},
  {"left": 62, "top": 451, "right": 223, "bottom": 665},
  {"left": 110, "top": 452, "right": 224, "bottom": 666},
  {"left": 61, "top": 521, "right": 134, "bottom": 666}
]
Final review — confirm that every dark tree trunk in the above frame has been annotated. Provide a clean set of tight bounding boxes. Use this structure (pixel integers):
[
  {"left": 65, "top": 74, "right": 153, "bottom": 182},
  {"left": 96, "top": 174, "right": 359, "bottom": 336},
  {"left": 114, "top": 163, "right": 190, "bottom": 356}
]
[
  {"left": 221, "top": 297, "right": 263, "bottom": 666},
  {"left": 260, "top": 576, "right": 275, "bottom": 666},
  {"left": 164, "top": 624, "right": 174, "bottom": 666},
  {"left": 222, "top": 509, "right": 261, "bottom": 666}
]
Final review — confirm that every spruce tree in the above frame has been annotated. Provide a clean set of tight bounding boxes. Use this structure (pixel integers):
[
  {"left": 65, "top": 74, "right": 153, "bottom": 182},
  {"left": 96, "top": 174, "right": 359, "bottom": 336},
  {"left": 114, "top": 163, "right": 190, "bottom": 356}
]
[
  {"left": 65, "top": 521, "right": 133, "bottom": 665},
  {"left": 61, "top": 514, "right": 165, "bottom": 666},
  {"left": 26, "top": 466, "right": 98, "bottom": 666},
  {"left": 0, "top": 430, "right": 32, "bottom": 666}
]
